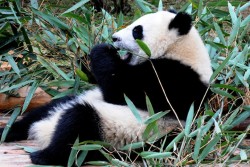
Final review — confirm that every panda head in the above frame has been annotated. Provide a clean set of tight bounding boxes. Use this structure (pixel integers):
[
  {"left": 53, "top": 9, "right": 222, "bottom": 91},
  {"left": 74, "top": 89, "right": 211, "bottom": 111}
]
[{"left": 112, "top": 11, "right": 212, "bottom": 83}]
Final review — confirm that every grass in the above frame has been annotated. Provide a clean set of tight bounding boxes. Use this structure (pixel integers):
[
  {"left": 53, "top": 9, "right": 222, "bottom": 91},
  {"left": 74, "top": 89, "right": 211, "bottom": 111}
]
[{"left": 0, "top": 0, "right": 249, "bottom": 166}]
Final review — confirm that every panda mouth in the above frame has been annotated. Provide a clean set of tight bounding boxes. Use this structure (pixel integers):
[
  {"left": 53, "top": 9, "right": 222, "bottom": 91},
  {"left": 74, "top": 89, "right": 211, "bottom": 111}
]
[{"left": 122, "top": 52, "right": 133, "bottom": 63}]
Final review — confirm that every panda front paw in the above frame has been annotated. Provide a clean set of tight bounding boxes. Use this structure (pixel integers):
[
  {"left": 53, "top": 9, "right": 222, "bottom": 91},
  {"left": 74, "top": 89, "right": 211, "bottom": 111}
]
[
  {"left": 90, "top": 43, "right": 122, "bottom": 80},
  {"left": 90, "top": 43, "right": 119, "bottom": 64}
]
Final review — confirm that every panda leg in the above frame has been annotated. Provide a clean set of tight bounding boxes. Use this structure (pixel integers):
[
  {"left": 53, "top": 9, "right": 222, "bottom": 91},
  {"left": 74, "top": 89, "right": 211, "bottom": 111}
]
[
  {"left": 0, "top": 96, "right": 74, "bottom": 142},
  {"left": 30, "top": 103, "right": 103, "bottom": 166}
]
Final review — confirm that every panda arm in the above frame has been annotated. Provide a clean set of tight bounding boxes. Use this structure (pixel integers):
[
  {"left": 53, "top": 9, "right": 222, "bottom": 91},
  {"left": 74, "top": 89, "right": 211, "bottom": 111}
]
[{"left": 90, "top": 44, "right": 129, "bottom": 104}]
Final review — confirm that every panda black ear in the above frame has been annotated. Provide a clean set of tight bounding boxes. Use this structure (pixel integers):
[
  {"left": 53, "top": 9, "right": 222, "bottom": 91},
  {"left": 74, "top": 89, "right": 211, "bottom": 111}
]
[{"left": 168, "top": 12, "right": 192, "bottom": 35}]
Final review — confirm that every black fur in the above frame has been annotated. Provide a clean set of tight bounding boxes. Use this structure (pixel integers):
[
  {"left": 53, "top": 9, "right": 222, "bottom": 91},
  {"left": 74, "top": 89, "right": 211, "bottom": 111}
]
[
  {"left": 0, "top": 96, "right": 74, "bottom": 141},
  {"left": 30, "top": 103, "right": 103, "bottom": 166},
  {"left": 132, "top": 25, "right": 143, "bottom": 40},
  {"left": 169, "top": 12, "right": 192, "bottom": 35},
  {"left": 90, "top": 44, "right": 209, "bottom": 120}
]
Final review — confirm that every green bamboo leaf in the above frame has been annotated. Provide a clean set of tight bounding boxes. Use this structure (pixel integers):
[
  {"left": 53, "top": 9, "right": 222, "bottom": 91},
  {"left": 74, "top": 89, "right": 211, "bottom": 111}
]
[
  {"left": 52, "top": 89, "right": 74, "bottom": 99},
  {"left": 141, "top": 152, "right": 172, "bottom": 159},
  {"left": 62, "top": 13, "right": 86, "bottom": 23},
  {"left": 134, "top": 0, "right": 152, "bottom": 13},
  {"left": 240, "top": 2, "right": 250, "bottom": 12},
  {"left": 228, "top": 2, "right": 237, "bottom": 25},
  {"left": 0, "top": 80, "right": 34, "bottom": 93},
  {"left": 22, "top": 81, "right": 39, "bottom": 114},
  {"left": 211, "top": 88, "right": 234, "bottom": 99},
  {"left": 68, "top": 137, "right": 80, "bottom": 167},
  {"left": 121, "top": 141, "right": 145, "bottom": 150},
  {"left": 185, "top": 103, "right": 194, "bottom": 136},
  {"left": 213, "top": 22, "right": 226, "bottom": 46},
  {"left": 86, "top": 161, "right": 109, "bottom": 166},
  {"left": 124, "top": 94, "right": 143, "bottom": 123},
  {"left": 198, "top": 134, "right": 221, "bottom": 162},
  {"left": 143, "top": 111, "right": 167, "bottom": 125},
  {"left": 30, "top": 0, "right": 38, "bottom": 9},
  {"left": 111, "top": 159, "right": 130, "bottom": 167},
  {"left": 142, "top": 121, "right": 158, "bottom": 140},
  {"left": 230, "top": 110, "right": 250, "bottom": 128},
  {"left": 192, "top": 129, "right": 202, "bottom": 161},
  {"left": 1, "top": 107, "right": 21, "bottom": 142},
  {"left": 117, "top": 12, "right": 124, "bottom": 28},
  {"left": 222, "top": 107, "right": 240, "bottom": 130},
  {"left": 240, "top": 150, "right": 247, "bottom": 160},
  {"left": 212, "top": 118, "right": 221, "bottom": 134},
  {"left": 76, "top": 151, "right": 88, "bottom": 166},
  {"left": 5, "top": 54, "right": 20, "bottom": 77},
  {"left": 50, "top": 62, "right": 70, "bottom": 81},
  {"left": 73, "top": 144, "right": 102, "bottom": 151},
  {"left": 197, "top": 0, "right": 203, "bottom": 18},
  {"left": 210, "top": 53, "right": 232, "bottom": 82},
  {"left": 32, "top": 8, "right": 69, "bottom": 30},
  {"left": 75, "top": 68, "right": 88, "bottom": 82},
  {"left": 236, "top": 70, "right": 249, "bottom": 88},
  {"left": 0, "top": 22, "right": 10, "bottom": 34},
  {"left": 244, "top": 69, "right": 250, "bottom": 81},
  {"left": 136, "top": 39, "right": 151, "bottom": 57},
  {"left": 241, "top": 15, "right": 250, "bottom": 27},
  {"left": 165, "top": 131, "right": 185, "bottom": 151},
  {"left": 228, "top": 17, "right": 241, "bottom": 45},
  {"left": 62, "top": 0, "right": 90, "bottom": 15},
  {"left": 48, "top": 80, "right": 76, "bottom": 87},
  {"left": 211, "top": 84, "right": 245, "bottom": 95},
  {"left": 124, "top": 94, "right": 143, "bottom": 124},
  {"left": 146, "top": 95, "right": 154, "bottom": 116},
  {"left": 37, "top": 56, "right": 59, "bottom": 78},
  {"left": 158, "top": 0, "right": 163, "bottom": 11}
]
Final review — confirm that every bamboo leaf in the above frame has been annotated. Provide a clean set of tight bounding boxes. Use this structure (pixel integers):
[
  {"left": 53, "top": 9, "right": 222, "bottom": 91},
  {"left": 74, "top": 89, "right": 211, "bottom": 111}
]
[
  {"left": 165, "top": 131, "right": 184, "bottom": 151},
  {"left": 121, "top": 142, "right": 144, "bottom": 150},
  {"left": 32, "top": 8, "right": 69, "bottom": 30},
  {"left": 141, "top": 151, "right": 172, "bottom": 159},
  {"left": 62, "top": 0, "right": 90, "bottom": 15},
  {"left": 144, "top": 111, "right": 168, "bottom": 125},
  {"left": 75, "top": 68, "right": 88, "bottom": 82},
  {"left": 0, "top": 80, "right": 34, "bottom": 93},
  {"left": 111, "top": 159, "right": 130, "bottom": 167},
  {"left": 30, "top": 0, "right": 38, "bottom": 9},
  {"left": 185, "top": 103, "right": 194, "bottom": 136},
  {"left": 124, "top": 94, "right": 143, "bottom": 123},
  {"left": 213, "top": 22, "right": 226, "bottom": 46},
  {"left": 73, "top": 144, "right": 102, "bottom": 151},
  {"left": 21, "top": 81, "right": 39, "bottom": 114},
  {"left": 136, "top": 39, "right": 151, "bottom": 57},
  {"left": 5, "top": 54, "right": 20, "bottom": 77},
  {"left": 228, "top": 2, "right": 237, "bottom": 25},
  {"left": 1, "top": 107, "right": 21, "bottom": 142},
  {"left": 198, "top": 134, "right": 221, "bottom": 162},
  {"left": 68, "top": 137, "right": 80, "bottom": 167},
  {"left": 158, "top": 0, "right": 163, "bottom": 11}
]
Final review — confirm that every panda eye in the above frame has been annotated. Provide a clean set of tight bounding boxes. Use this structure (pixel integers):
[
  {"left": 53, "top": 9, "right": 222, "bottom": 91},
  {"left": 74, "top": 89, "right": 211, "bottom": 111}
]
[{"left": 132, "top": 25, "right": 143, "bottom": 40}]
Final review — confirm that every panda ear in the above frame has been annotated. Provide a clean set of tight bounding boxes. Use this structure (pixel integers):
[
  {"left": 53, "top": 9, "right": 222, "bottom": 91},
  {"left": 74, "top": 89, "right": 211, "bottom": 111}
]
[{"left": 168, "top": 12, "right": 192, "bottom": 35}]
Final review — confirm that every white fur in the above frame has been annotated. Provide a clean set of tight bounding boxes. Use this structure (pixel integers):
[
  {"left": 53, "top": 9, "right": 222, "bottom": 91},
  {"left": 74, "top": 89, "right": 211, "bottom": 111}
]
[
  {"left": 112, "top": 11, "right": 212, "bottom": 83},
  {"left": 77, "top": 88, "right": 182, "bottom": 149},
  {"left": 28, "top": 99, "right": 77, "bottom": 149}
]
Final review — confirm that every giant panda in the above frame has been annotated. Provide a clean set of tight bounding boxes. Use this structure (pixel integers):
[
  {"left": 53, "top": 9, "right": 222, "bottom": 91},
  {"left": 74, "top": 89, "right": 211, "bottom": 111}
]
[{"left": 0, "top": 10, "right": 212, "bottom": 166}]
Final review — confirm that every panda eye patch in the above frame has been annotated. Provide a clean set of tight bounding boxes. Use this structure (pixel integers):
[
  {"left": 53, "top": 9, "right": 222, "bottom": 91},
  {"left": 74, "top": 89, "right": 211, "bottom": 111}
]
[{"left": 132, "top": 25, "right": 143, "bottom": 40}]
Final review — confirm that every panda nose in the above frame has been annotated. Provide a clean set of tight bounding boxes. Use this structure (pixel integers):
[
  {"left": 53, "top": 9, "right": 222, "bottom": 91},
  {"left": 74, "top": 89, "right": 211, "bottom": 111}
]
[
  {"left": 112, "top": 35, "right": 121, "bottom": 42},
  {"left": 112, "top": 37, "right": 119, "bottom": 42},
  {"left": 112, "top": 37, "right": 117, "bottom": 42}
]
